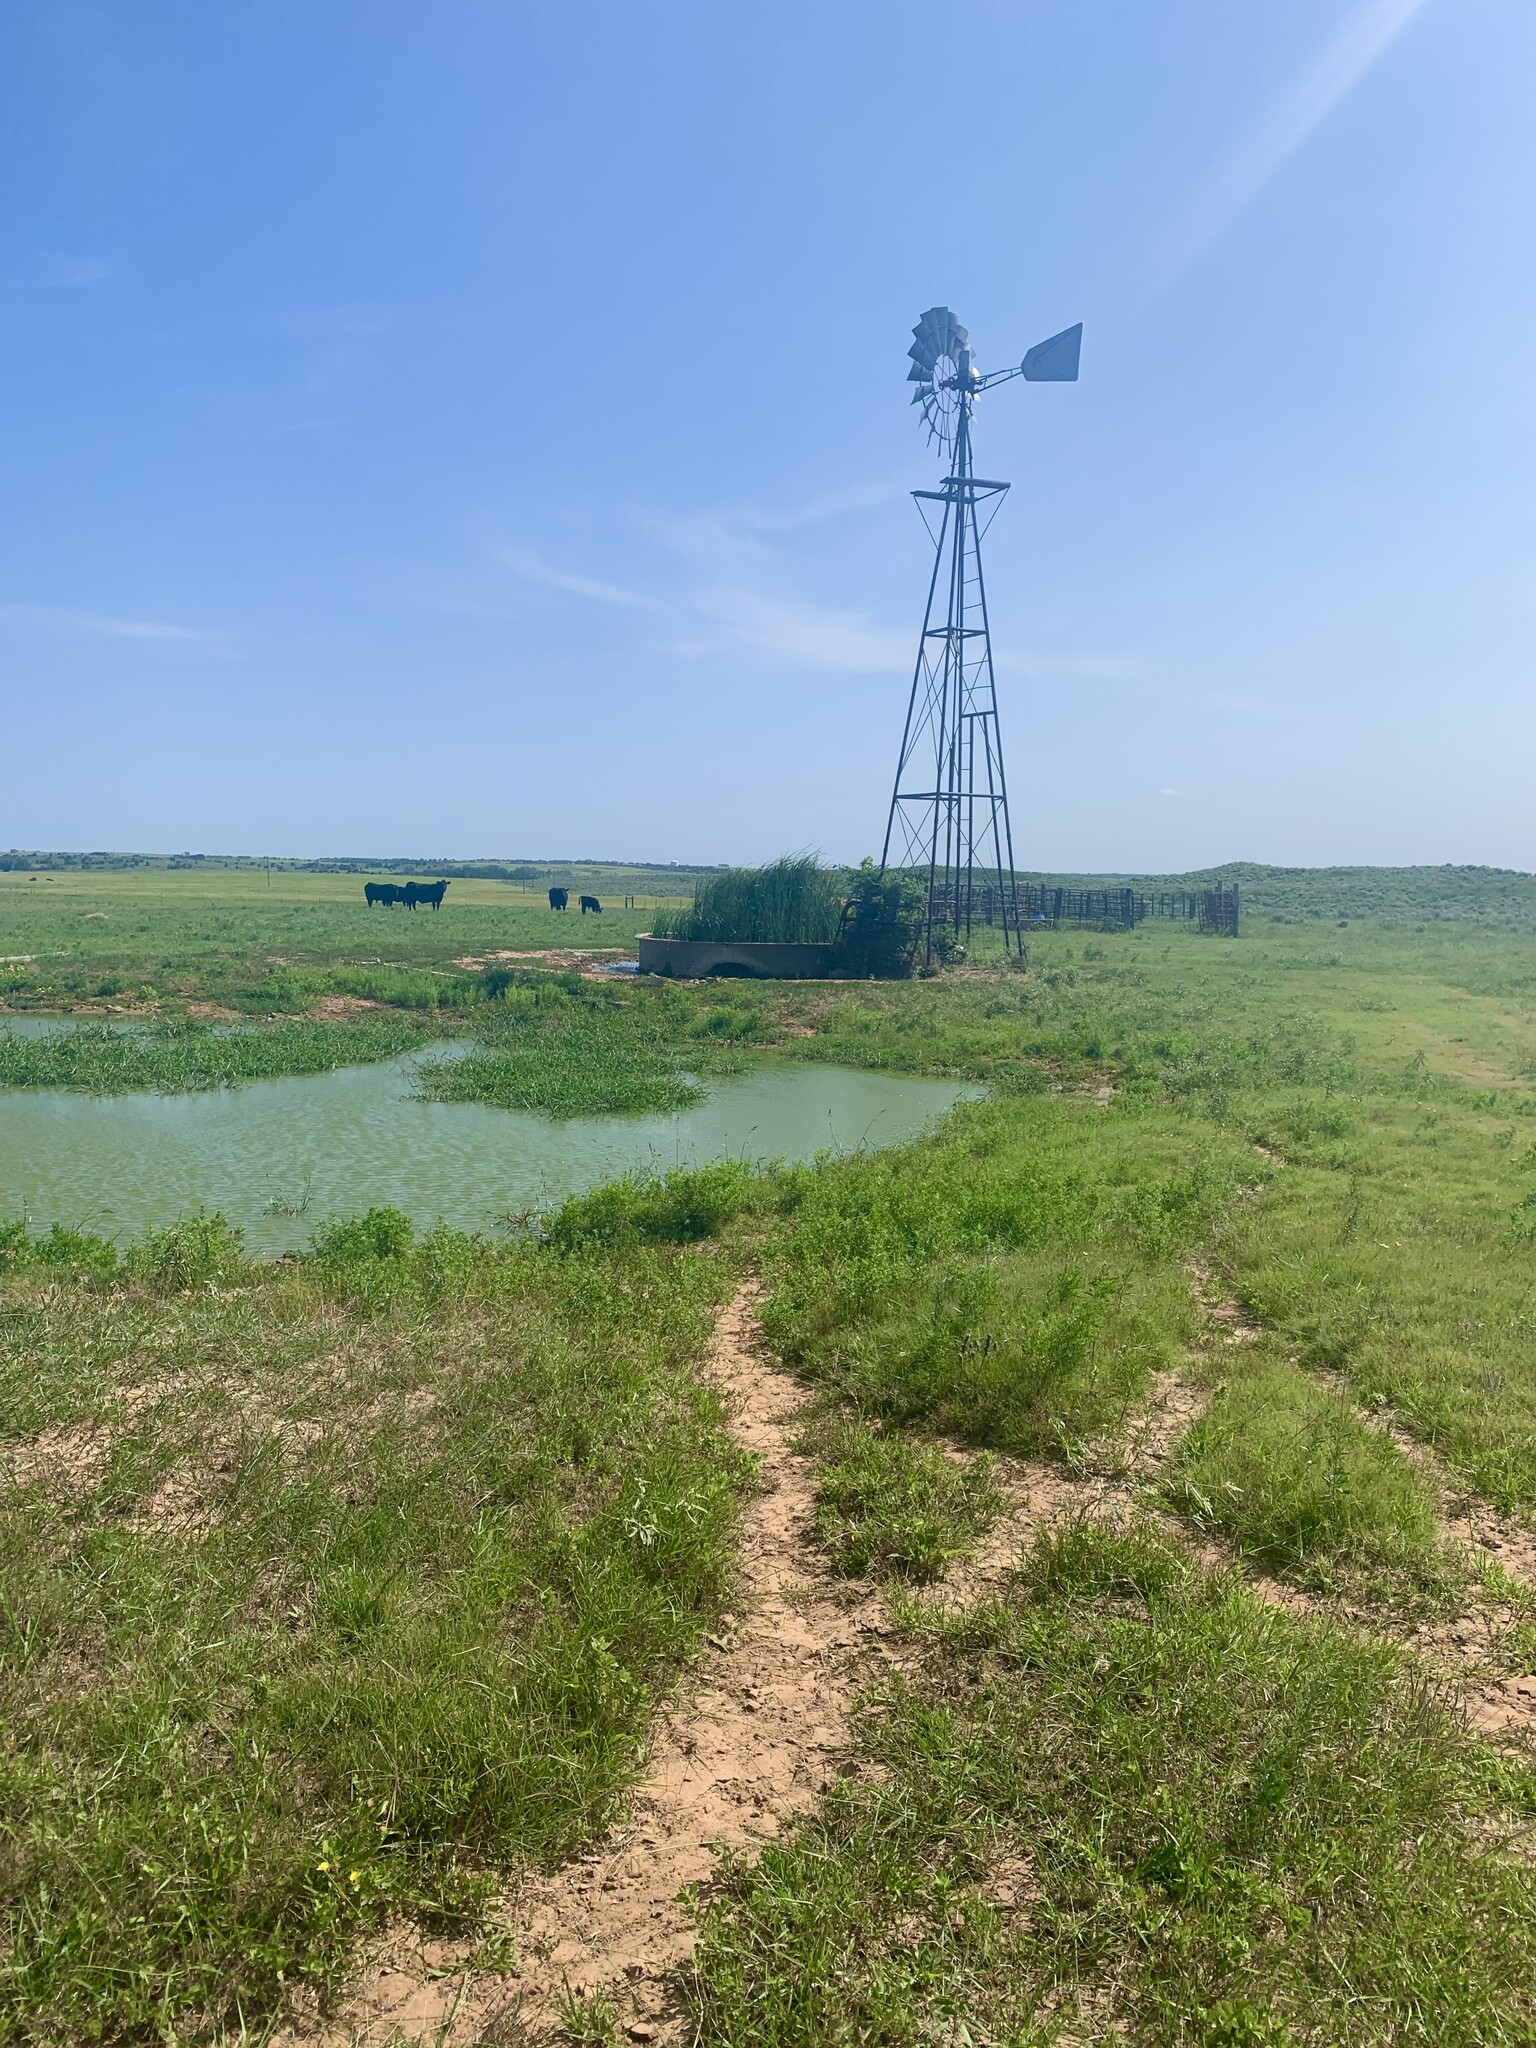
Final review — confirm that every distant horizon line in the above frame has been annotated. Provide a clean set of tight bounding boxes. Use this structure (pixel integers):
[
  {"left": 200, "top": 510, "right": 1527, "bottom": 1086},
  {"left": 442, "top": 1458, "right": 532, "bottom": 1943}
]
[{"left": 4, "top": 850, "right": 1535, "bottom": 883}]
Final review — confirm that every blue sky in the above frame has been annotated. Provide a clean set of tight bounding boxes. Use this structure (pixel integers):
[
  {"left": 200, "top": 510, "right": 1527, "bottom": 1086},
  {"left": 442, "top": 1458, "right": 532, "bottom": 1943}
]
[{"left": 2, "top": 0, "right": 1531, "bottom": 870}]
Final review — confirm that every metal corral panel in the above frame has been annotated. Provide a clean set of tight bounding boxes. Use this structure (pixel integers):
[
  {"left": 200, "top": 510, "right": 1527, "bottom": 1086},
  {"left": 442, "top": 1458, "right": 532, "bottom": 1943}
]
[{"left": 637, "top": 937, "right": 839, "bottom": 980}]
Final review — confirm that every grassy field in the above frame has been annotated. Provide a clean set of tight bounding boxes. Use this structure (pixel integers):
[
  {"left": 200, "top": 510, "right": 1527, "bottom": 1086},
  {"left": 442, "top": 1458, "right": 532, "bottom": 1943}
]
[
  {"left": 0, "top": 867, "right": 680, "bottom": 1014},
  {"left": 2, "top": 866, "right": 1536, "bottom": 2040}
]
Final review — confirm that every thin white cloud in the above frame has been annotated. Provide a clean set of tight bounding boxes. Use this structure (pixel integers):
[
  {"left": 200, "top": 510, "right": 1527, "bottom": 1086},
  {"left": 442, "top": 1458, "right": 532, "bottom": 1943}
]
[
  {"left": 1150, "top": 0, "right": 1432, "bottom": 288},
  {"left": 724, "top": 478, "right": 908, "bottom": 534},
  {"left": 500, "top": 546, "right": 657, "bottom": 610},
  {"left": 685, "top": 587, "right": 910, "bottom": 673},
  {"left": 0, "top": 603, "right": 229, "bottom": 648},
  {"left": 505, "top": 487, "right": 1076, "bottom": 677}
]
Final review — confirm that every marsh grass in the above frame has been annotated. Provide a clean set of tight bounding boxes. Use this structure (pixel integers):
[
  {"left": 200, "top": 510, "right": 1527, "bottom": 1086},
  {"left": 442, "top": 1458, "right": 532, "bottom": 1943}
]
[
  {"left": 413, "top": 980, "right": 749, "bottom": 1118},
  {"left": 0, "top": 1208, "right": 748, "bottom": 2041},
  {"left": 692, "top": 1521, "right": 1536, "bottom": 2047},
  {"left": 0, "top": 1015, "right": 427, "bottom": 1093}
]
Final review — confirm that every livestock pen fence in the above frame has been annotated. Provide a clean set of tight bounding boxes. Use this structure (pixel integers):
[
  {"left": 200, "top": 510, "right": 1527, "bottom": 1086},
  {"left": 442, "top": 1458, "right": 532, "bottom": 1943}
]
[{"left": 931, "top": 881, "right": 1241, "bottom": 936}]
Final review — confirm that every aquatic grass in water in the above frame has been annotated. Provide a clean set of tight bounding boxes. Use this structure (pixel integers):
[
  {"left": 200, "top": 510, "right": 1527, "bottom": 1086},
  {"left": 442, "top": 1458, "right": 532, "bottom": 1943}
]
[
  {"left": 414, "top": 983, "right": 747, "bottom": 1118},
  {"left": 0, "top": 1016, "right": 426, "bottom": 1094},
  {"left": 415, "top": 1021, "right": 702, "bottom": 1118}
]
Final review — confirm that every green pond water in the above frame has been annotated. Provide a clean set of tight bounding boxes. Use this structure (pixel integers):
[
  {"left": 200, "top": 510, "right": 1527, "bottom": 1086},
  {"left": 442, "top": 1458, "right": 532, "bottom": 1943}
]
[{"left": 0, "top": 1024, "right": 979, "bottom": 1256}]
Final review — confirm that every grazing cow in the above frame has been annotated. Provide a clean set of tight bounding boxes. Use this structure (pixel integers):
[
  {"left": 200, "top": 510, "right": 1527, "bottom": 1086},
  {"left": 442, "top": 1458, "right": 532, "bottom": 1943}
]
[
  {"left": 579, "top": 894, "right": 602, "bottom": 915},
  {"left": 403, "top": 879, "right": 450, "bottom": 912},
  {"left": 364, "top": 881, "right": 402, "bottom": 908},
  {"left": 548, "top": 887, "right": 569, "bottom": 911}
]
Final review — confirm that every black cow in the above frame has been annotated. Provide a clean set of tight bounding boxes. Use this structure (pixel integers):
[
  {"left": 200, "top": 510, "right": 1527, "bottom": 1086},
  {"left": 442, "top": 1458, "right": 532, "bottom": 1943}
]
[
  {"left": 579, "top": 894, "right": 602, "bottom": 915},
  {"left": 548, "top": 887, "right": 569, "bottom": 911},
  {"left": 403, "top": 879, "right": 450, "bottom": 912},
  {"left": 364, "top": 881, "right": 402, "bottom": 908}
]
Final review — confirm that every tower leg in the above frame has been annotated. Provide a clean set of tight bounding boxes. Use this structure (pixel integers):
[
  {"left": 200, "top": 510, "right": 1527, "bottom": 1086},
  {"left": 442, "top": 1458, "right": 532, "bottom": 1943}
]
[{"left": 880, "top": 409, "right": 1021, "bottom": 968}]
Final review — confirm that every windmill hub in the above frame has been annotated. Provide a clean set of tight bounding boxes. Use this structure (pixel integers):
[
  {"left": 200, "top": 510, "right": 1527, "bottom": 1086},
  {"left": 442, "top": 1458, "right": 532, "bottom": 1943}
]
[{"left": 882, "top": 306, "right": 1084, "bottom": 968}]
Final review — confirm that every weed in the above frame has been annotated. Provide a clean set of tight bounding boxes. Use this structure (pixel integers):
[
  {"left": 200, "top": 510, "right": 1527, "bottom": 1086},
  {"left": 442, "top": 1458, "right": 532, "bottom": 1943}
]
[
  {"left": 0, "top": 1016, "right": 425, "bottom": 1093},
  {"left": 806, "top": 1411, "right": 1003, "bottom": 1581},
  {"left": 1165, "top": 1353, "right": 1448, "bottom": 1598}
]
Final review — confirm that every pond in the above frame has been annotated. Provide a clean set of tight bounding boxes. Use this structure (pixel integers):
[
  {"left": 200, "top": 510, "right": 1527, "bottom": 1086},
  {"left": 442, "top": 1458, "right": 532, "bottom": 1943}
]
[{"left": 0, "top": 1027, "right": 980, "bottom": 1256}]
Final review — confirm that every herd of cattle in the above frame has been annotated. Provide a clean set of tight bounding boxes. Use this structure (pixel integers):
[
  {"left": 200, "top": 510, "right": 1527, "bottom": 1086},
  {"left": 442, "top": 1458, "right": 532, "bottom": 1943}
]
[
  {"left": 362, "top": 880, "right": 450, "bottom": 910},
  {"left": 361, "top": 880, "right": 602, "bottom": 914}
]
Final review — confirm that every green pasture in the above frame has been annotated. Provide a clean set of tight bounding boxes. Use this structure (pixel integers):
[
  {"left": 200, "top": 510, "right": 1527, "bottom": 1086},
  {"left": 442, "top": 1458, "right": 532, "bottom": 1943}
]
[
  {"left": 0, "top": 864, "right": 687, "bottom": 1012},
  {"left": 2, "top": 865, "right": 1536, "bottom": 2038}
]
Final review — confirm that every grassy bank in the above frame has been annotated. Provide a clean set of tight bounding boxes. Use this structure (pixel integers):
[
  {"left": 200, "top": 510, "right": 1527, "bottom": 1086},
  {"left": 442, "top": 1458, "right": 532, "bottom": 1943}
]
[{"left": 0, "top": 1198, "right": 747, "bottom": 2040}]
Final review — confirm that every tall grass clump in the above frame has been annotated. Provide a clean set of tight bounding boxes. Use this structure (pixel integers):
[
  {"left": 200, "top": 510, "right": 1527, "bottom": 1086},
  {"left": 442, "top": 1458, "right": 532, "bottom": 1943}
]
[
  {"left": 760, "top": 1095, "right": 1239, "bottom": 1456},
  {"left": 651, "top": 855, "right": 845, "bottom": 945},
  {"left": 806, "top": 1411, "right": 1004, "bottom": 1582}
]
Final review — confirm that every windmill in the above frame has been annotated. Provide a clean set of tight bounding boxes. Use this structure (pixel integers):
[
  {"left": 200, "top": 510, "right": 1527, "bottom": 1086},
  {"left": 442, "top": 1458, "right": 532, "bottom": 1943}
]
[{"left": 880, "top": 308, "right": 1082, "bottom": 967}]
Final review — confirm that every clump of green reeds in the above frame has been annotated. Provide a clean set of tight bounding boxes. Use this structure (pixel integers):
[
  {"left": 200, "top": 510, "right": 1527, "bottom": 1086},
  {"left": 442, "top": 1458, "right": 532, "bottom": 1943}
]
[{"left": 651, "top": 854, "right": 845, "bottom": 945}]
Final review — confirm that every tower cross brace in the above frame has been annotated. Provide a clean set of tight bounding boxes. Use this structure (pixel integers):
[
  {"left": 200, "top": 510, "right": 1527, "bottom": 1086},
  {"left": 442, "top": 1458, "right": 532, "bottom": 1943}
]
[{"left": 880, "top": 397, "right": 1021, "bottom": 967}]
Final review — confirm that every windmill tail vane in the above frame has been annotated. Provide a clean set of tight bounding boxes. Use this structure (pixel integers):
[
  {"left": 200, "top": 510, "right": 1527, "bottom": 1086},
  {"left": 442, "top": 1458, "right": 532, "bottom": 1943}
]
[{"left": 880, "top": 307, "right": 1082, "bottom": 969}]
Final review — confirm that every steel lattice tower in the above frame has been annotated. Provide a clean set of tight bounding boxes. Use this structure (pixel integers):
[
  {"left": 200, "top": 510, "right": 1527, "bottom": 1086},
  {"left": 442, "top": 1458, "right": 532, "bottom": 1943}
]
[{"left": 880, "top": 307, "right": 1082, "bottom": 968}]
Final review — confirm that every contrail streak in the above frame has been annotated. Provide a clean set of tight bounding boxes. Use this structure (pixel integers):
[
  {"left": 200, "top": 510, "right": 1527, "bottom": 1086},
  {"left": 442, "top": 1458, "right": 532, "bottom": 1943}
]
[{"left": 1150, "top": 0, "right": 1432, "bottom": 288}]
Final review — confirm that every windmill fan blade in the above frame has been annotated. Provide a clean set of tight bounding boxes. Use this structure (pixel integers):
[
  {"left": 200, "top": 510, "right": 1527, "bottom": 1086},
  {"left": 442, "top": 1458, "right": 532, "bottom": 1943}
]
[
  {"left": 1021, "top": 322, "right": 1083, "bottom": 382},
  {"left": 907, "top": 362, "right": 929, "bottom": 382},
  {"left": 908, "top": 342, "right": 934, "bottom": 370}
]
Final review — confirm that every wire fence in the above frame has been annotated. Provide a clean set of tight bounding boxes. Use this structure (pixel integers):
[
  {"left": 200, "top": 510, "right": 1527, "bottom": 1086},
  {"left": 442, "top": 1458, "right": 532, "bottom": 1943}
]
[{"left": 934, "top": 882, "right": 1241, "bottom": 936}]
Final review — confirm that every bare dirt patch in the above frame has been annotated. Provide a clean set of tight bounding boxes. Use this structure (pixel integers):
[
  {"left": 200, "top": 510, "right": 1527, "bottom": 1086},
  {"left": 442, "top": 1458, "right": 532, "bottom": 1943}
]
[
  {"left": 4, "top": 1420, "right": 111, "bottom": 1494},
  {"left": 454, "top": 949, "right": 629, "bottom": 976},
  {"left": 311, "top": 995, "right": 383, "bottom": 1017},
  {"left": 285, "top": 1281, "right": 887, "bottom": 2046}
]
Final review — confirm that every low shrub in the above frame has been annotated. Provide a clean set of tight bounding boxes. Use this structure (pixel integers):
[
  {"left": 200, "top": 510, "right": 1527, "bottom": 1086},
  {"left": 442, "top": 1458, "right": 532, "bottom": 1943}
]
[{"left": 544, "top": 1162, "right": 757, "bottom": 1250}]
